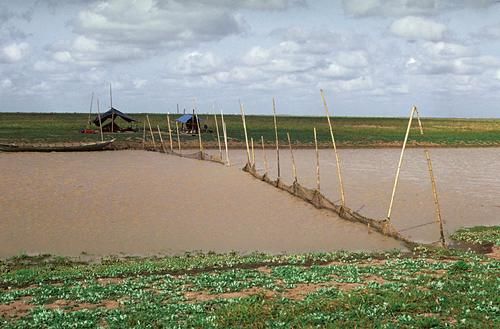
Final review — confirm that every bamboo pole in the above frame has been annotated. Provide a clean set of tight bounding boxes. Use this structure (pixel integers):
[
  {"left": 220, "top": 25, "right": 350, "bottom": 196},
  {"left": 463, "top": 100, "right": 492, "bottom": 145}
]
[
  {"left": 272, "top": 98, "right": 280, "bottom": 179},
  {"left": 240, "top": 100, "right": 251, "bottom": 165},
  {"left": 196, "top": 113, "right": 203, "bottom": 157},
  {"left": 314, "top": 127, "right": 320, "bottom": 191},
  {"left": 414, "top": 108, "right": 445, "bottom": 246},
  {"left": 251, "top": 137, "right": 256, "bottom": 166},
  {"left": 157, "top": 125, "right": 167, "bottom": 153},
  {"left": 110, "top": 84, "right": 114, "bottom": 133},
  {"left": 261, "top": 136, "right": 268, "bottom": 174},
  {"left": 387, "top": 106, "right": 416, "bottom": 221},
  {"left": 287, "top": 132, "right": 298, "bottom": 183},
  {"left": 214, "top": 114, "right": 222, "bottom": 160},
  {"left": 87, "top": 92, "right": 94, "bottom": 128},
  {"left": 146, "top": 115, "right": 156, "bottom": 150},
  {"left": 320, "top": 89, "right": 345, "bottom": 207},
  {"left": 175, "top": 121, "right": 181, "bottom": 153},
  {"left": 142, "top": 121, "right": 146, "bottom": 149},
  {"left": 96, "top": 98, "right": 104, "bottom": 142},
  {"left": 167, "top": 113, "right": 173, "bottom": 152},
  {"left": 221, "top": 111, "right": 230, "bottom": 166}
]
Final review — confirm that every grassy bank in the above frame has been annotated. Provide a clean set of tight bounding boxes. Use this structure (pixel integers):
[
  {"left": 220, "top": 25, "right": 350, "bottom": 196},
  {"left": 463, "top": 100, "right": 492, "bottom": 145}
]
[
  {"left": 0, "top": 113, "right": 499, "bottom": 148},
  {"left": 1, "top": 242, "right": 499, "bottom": 327}
]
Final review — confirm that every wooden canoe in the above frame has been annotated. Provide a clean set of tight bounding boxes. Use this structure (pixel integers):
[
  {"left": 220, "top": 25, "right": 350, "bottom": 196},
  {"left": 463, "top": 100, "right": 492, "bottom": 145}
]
[{"left": 0, "top": 139, "right": 115, "bottom": 152}]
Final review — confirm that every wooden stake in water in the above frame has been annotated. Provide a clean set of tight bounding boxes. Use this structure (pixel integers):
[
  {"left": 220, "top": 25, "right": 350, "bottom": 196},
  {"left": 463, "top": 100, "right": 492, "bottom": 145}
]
[
  {"left": 175, "top": 121, "right": 181, "bottom": 153},
  {"left": 146, "top": 115, "right": 156, "bottom": 150},
  {"left": 251, "top": 137, "right": 255, "bottom": 167},
  {"left": 287, "top": 132, "right": 298, "bottom": 183},
  {"left": 320, "top": 89, "right": 345, "bottom": 207},
  {"left": 157, "top": 125, "right": 166, "bottom": 153},
  {"left": 272, "top": 98, "right": 280, "bottom": 179},
  {"left": 87, "top": 92, "right": 94, "bottom": 129},
  {"left": 221, "top": 110, "right": 230, "bottom": 166},
  {"left": 387, "top": 106, "right": 415, "bottom": 221},
  {"left": 214, "top": 114, "right": 222, "bottom": 160},
  {"left": 167, "top": 113, "right": 173, "bottom": 152},
  {"left": 261, "top": 136, "right": 268, "bottom": 174},
  {"left": 414, "top": 109, "right": 446, "bottom": 246},
  {"left": 142, "top": 121, "right": 146, "bottom": 149},
  {"left": 239, "top": 101, "right": 251, "bottom": 165},
  {"left": 314, "top": 127, "right": 320, "bottom": 191},
  {"left": 96, "top": 98, "right": 104, "bottom": 142}
]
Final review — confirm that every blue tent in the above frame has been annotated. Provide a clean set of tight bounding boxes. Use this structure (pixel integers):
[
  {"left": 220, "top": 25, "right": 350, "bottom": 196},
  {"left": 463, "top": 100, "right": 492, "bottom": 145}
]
[{"left": 176, "top": 114, "right": 203, "bottom": 123}]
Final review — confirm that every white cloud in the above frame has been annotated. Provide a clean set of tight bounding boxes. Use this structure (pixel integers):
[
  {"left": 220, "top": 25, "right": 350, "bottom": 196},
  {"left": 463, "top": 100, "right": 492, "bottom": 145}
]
[
  {"left": 1, "top": 78, "right": 12, "bottom": 88},
  {"left": 53, "top": 51, "right": 73, "bottom": 63},
  {"left": 342, "top": 0, "right": 499, "bottom": 17},
  {"left": 133, "top": 79, "right": 147, "bottom": 89},
  {"left": 74, "top": 0, "right": 247, "bottom": 47},
  {"left": 175, "top": 51, "right": 222, "bottom": 75},
  {"left": 422, "top": 41, "right": 474, "bottom": 58},
  {"left": 1, "top": 42, "right": 29, "bottom": 62},
  {"left": 390, "top": 16, "right": 447, "bottom": 41},
  {"left": 242, "top": 46, "right": 271, "bottom": 66}
]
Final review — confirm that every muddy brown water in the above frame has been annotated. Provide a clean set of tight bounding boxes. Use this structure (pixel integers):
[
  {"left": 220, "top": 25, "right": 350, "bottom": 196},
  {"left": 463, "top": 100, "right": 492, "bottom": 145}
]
[
  {"left": 231, "top": 147, "right": 499, "bottom": 244},
  {"left": 0, "top": 150, "right": 405, "bottom": 258}
]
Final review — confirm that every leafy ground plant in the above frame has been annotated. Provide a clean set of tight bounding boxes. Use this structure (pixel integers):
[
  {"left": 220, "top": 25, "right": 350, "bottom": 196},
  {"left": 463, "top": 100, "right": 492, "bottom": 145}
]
[
  {"left": 1, "top": 247, "right": 498, "bottom": 328},
  {"left": 450, "top": 226, "right": 500, "bottom": 246}
]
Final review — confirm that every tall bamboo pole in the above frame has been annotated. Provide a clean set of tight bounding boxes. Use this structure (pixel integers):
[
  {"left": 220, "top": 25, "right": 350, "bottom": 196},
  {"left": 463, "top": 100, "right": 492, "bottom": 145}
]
[
  {"left": 196, "top": 113, "right": 203, "bottom": 157},
  {"left": 239, "top": 101, "right": 251, "bottom": 165},
  {"left": 261, "top": 136, "right": 268, "bottom": 174},
  {"left": 110, "top": 84, "right": 114, "bottom": 133},
  {"left": 320, "top": 89, "right": 345, "bottom": 207},
  {"left": 146, "top": 115, "right": 156, "bottom": 149},
  {"left": 272, "top": 98, "right": 281, "bottom": 179},
  {"left": 287, "top": 132, "right": 297, "bottom": 183},
  {"left": 87, "top": 92, "right": 94, "bottom": 128},
  {"left": 167, "top": 113, "right": 173, "bottom": 152},
  {"left": 142, "top": 121, "right": 146, "bottom": 149},
  {"left": 96, "top": 98, "right": 104, "bottom": 142},
  {"left": 221, "top": 111, "right": 230, "bottom": 166},
  {"left": 214, "top": 114, "right": 222, "bottom": 160},
  {"left": 387, "top": 106, "right": 416, "bottom": 221},
  {"left": 175, "top": 121, "right": 181, "bottom": 153},
  {"left": 192, "top": 99, "right": 203, "bottom": 155},
  {"left": 251, "top": 137, "right": 255, "bottom": 167},
  {"left": 157, "top": 125, "right": 166, "bottom": 153},
  {"left": 414, "top": 108, "right": 445, "bottom": 246},
  {"left": 314, "top": 127, "right": 320, "bottom": 191}
]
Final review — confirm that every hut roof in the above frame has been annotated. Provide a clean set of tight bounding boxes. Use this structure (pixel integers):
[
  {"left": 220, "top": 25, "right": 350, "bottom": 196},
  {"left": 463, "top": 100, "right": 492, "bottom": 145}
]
[
  {"left": 93, "top": 107, "right": 137, "bottom": 126},
  {"left": 176, "top": 114, "right": 204, "bottom": 123}
]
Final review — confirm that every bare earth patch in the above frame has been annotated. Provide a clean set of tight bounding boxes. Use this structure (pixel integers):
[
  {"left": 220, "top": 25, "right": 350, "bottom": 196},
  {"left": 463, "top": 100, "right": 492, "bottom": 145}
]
[
  {"left": 184, "top": 287, "right": 276, "bottom": 302},
  {"left": 97, "top": 277, "right": 124, "bottom": 285},
  {"left": 44, "top": 299, "right": 120, "bottom": 311},
  {"left": 486, "top": 246, "right": 500, "bottom": 260},
  {"left": 0, "top": 297, "right": 33, "bottom": 319}
]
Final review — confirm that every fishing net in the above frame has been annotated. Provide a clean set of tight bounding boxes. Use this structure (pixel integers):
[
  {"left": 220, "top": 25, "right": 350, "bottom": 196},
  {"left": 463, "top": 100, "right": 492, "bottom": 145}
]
[{"left": 243, "top": 163, "right": 418, "bottom": 248}]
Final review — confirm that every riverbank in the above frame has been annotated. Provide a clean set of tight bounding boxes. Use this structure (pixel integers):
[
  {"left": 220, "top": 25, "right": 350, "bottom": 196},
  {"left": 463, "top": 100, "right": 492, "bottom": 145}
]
[
  {"left": 1, "top": 113, "right": 499, "bottom": 148},
  {"left": 1, "top": 234, "right": 498, "bottom": 327}
]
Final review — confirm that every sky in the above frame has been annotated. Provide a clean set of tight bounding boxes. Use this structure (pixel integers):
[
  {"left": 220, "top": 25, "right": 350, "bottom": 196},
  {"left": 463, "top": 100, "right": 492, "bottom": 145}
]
[{"left": 1, "top": 0, "right": 500, "bottom": 117}]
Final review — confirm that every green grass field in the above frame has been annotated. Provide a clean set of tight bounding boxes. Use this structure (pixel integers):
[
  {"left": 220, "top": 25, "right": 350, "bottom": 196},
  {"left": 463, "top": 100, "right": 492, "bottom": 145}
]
[
  {"left": 1, "top": 239, "right": 498, "bottom": 328},
  {"left": 1, "top": 113, "right": 499, "bottom": 147}
]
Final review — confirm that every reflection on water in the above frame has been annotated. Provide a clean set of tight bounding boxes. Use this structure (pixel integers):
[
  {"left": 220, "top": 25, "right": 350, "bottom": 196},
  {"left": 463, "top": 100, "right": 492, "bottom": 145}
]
[{"left": 0, "top": 150, "right": 404, "bottom": 258}]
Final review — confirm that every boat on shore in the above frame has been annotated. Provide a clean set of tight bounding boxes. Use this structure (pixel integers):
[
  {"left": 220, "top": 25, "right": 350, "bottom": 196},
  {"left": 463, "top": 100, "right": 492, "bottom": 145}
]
[{"left": 0, "top": 139, "right": 115, "bottom": 152}]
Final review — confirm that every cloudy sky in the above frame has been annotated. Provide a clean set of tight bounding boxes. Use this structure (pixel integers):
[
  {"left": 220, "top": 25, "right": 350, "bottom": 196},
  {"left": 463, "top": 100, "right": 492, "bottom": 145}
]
[{"left": 1, "top": 0, "right": 500, "bottom": 117}]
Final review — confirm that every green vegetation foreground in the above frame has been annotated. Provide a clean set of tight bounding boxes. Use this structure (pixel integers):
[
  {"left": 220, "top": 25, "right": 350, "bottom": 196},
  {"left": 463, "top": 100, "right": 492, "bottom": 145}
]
[
  {"left": 1, "top": 226, "right": 499, "bottom": 328},
  {"left": 0, "top": 113, "right": 499, "bottom": 147}
]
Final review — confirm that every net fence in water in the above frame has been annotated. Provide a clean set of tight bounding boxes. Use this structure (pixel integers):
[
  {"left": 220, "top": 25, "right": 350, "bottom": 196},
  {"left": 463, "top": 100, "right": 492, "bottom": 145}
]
[
  {"left": 242, "top": 163, "right": 420, "bottom": 249},
  {"left": 147, "top": 145, "right": 426, "bottom": 249}
]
